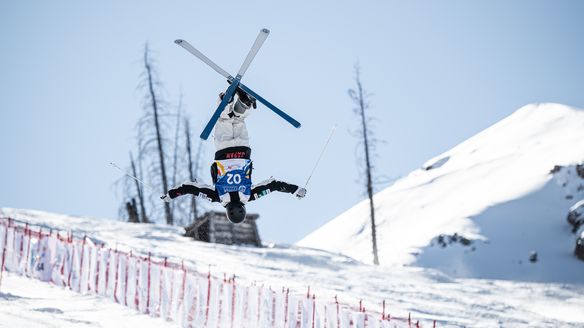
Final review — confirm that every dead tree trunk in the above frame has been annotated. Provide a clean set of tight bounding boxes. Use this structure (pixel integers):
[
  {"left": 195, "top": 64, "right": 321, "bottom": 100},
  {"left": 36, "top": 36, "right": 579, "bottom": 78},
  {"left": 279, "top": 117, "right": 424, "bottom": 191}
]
[
  {"left": 130, "top": 151, "right": 149, "bottom": 223},
  {"left": 136, "top": 132, "right": 149, "bottom": 224},
  {"left": 144, "top": 46, "right": 173, "bottom": 225},
  {"left": 193, "top": 140, "right": 203, "bottom": 218},
  {"left": 349, "top": 64, "right": 380, "bottom": 265},
  {"left": 185, "top": 118, "right": 202, "bottom": 222},
  {"left": 170, "top": 94, "right": 183, "bottom": 219},
  {"left": 130, "top": 152, "right": 148, "bottom": 223},
  {"left": 126, "top": 198, "right": 140, "bottom": 223}
]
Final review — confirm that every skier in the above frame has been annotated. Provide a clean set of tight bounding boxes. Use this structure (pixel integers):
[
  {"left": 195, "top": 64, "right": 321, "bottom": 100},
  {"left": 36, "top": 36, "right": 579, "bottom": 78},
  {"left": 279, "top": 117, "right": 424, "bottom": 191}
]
[{"left": 161, "top": 88, "right": 307, "bottom": 223}]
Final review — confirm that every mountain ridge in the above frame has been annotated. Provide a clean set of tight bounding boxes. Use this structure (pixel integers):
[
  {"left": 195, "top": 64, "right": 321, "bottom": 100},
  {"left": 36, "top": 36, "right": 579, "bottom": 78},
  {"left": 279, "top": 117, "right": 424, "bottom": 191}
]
[{"left": 298, "top": 103, "right": 584, "bottom": 282}]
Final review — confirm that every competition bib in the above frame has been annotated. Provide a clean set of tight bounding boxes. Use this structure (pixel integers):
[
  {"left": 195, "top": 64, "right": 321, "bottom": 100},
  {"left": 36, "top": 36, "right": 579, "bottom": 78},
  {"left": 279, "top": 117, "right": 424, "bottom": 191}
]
[{"left": 215, "top": 159, "right": 252, "bottom": 198}]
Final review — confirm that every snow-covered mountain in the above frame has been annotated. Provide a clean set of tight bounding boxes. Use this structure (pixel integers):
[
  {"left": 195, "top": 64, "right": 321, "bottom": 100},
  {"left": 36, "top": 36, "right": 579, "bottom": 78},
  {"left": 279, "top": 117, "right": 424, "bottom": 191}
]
[{"left": 298, "top": 103, "right": 584, "bottom": 283}]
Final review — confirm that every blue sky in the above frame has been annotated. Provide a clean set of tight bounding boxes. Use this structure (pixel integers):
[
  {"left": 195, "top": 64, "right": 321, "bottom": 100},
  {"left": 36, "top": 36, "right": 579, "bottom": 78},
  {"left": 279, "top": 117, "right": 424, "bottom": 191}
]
[{"left": 1, "top": 1, "right": 584, "bottom": 243}]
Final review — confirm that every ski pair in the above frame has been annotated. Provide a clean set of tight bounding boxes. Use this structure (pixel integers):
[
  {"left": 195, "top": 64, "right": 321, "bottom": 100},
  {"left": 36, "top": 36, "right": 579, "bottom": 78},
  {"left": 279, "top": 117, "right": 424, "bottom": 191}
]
[{"left": 175, "top": 29, "right": 301, "bottom": 140}]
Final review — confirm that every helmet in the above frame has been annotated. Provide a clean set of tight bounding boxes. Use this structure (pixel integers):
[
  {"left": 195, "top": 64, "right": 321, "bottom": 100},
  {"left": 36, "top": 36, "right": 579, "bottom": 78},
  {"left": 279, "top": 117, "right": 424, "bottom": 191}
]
[{"left": 225, "top": 201, "right": 246, "bottom": 224}]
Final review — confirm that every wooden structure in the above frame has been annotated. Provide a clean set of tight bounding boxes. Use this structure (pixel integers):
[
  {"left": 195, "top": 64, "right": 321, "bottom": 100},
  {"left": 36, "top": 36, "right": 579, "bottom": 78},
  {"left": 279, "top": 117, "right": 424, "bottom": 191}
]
[{"left": 184, "top": 211, "right": 261, "bottom": 247}]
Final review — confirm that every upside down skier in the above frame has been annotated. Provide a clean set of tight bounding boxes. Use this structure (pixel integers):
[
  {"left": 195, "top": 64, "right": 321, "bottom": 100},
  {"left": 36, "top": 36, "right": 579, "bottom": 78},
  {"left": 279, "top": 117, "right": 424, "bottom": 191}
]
[{"left": 161, "top": 89, "right": 307, "bottom": 223}]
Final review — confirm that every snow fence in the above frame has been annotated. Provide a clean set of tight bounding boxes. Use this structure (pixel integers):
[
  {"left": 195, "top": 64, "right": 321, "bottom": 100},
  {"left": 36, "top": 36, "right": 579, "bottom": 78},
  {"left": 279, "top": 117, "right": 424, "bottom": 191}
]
[{"left": 0, "top": 217, "right": 435, "bottom": 328}]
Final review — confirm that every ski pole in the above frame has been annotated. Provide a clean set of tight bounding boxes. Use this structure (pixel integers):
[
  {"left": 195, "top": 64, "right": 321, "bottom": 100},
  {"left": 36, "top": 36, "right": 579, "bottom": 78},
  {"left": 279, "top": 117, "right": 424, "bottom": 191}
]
[
  {"left": 304, "top": 125, "right": 337, "bottom": 188},
  {"left": 109, "top": 162, "right": 157, "bottom": 193}
]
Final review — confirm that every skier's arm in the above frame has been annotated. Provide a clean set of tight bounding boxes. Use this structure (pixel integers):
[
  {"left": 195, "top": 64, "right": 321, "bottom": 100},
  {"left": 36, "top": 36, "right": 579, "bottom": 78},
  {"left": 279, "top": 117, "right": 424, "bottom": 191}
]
[
  {"left": 249, "top": 178, "right": 306, "bottom": 201},
  {"left": 162, "top": 181, "right": 220, "bottom": 203}
]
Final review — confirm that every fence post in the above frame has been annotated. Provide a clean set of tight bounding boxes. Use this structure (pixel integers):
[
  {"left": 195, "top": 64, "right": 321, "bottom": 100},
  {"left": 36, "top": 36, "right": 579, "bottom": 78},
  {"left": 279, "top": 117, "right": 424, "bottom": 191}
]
[
  {"left": 381, "top": 300, "right": 386, "bottom": 320},
  {"left": 66, "top": 234, "right": 74, "bottom": 289},
  {"left": 296, "top": 294, "right": 303, "bottom": 328},
  {"left": 78, "top": 235, "right": 86, "bottom": 292},
  {"left": 24, "top": 226, "right": 32, "bottom": 276},
  {"left": 0, "top": 220, "right": 9, "bottom": 293},
  {"left": 124, "top": 252, "right": 130, "bottom": 306},
  {"left": 36, "top": 228, "right": 43, "bottom": 280},
  {"left": 0, "top": 248, "right": 6, "bottom": 293},
  {"left": 19, "top": 224, "right": 26, "bottom": 271},
  {"left": 104, "top": 248, "right": 111, "bottom": 296},
  {"left": 271, "top": 288, "right": 276, "bottom": 328},
  {"left": 205, "top": 270, "right": 211, "bottom": 327},
  {"left": 312, "top": 294, "right": 316, "bottom": 328},
  {"left": 113, "top": 249, "right": 120, "bottom": 303},
  {"left": 86, "top": 239, "right": 92, "bottom": 292},
  {"left": 284, "top": 288, "right": 290, "bottom": 328},
  {"left": 1, "top": 219, "right": 7, "bottom": 253},
  {"left": 146, "top": 252, "right": 151, "bottom": 314},
  {"left": 335, "top": 296, "right": 340, "bottom": 328},
  {"left": 134, "top": 255, "right": 140, "bottom": 310},
  {"left": 95, "top": 245, "right": 101, "bottom": 295},
  {"left": 231, "top": 276, "right": 237, "bottom": 328}
]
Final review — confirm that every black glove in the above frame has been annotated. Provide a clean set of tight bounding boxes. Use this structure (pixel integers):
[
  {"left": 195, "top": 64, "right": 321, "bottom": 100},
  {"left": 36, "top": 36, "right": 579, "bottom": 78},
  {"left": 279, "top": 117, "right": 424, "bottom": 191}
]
[
  {"left": 219, "top": 91, "right": 235, "bottom": 104},
  {"left": 227, "top": 80, "right": 256, "bottom": 109},
  {"left": 236, "top": 87, "right": 257, "bottom": 109}
]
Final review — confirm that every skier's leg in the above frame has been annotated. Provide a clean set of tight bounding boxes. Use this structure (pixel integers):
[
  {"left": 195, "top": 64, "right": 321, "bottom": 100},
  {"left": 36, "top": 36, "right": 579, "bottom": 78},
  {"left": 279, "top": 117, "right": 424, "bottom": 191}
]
[
  {"left": 214, "top": 118, "right": 250, "bottom": 150},
  {"left": 214, "top": 93, "right": 252, "bottom": 151}
]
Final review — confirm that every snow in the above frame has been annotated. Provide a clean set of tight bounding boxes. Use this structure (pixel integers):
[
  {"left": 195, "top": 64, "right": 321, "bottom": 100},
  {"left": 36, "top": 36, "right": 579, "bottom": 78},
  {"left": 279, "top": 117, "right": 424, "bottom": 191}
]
[
  {"left": 298, "top": 103, "right": 584, "bottom": 282},
  {"left": 1, "top": 207, "right": 584, "bottom": 327},
  {"left": 0, "top": 273, "right": 174, "bottom": 328}
]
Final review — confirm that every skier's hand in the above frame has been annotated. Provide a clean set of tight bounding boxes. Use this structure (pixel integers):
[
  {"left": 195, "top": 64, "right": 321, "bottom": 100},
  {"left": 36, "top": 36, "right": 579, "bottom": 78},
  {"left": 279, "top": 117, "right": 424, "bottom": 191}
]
[
  {"left": 235, "top": 87, "right": 257, "bottom": 109},
  {"left": 160, "top": 194, "right": 171, "bottom": 203},
  {"left": 219, "top": 91, "right": 234, "bottom": 104},
  {"left": 227, "top": 80, "right": 257, "bottom": 109},
  {"left": 294, "top": 187, "right": 307, "bottom": 199}
]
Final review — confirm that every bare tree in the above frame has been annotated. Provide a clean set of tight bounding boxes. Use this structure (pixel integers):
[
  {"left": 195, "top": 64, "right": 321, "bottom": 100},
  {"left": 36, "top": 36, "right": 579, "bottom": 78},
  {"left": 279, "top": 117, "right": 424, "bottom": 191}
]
[
  {"left": 126, "top": 199, "right": 139, "bottom": 223},
  {"left": 185, "top": 117, "right": 204, "bottom": 223},
  {"left": 113, "top": 152, "right": 147, "bottom": 224},
  {"left": 130, "top": 151, "right": 148, "bottom": 223},
  {"left": 348, "top": 63, "right": 380, "bottom": 265},
  {"left": 170, "top": 93, "right": 184, "bottom": 219},
  {"left": 116, "top": 45, "right": 208, "bottom": 226},
  {"left": 139, "top": 44, "right": 173, "bottom": 225}
]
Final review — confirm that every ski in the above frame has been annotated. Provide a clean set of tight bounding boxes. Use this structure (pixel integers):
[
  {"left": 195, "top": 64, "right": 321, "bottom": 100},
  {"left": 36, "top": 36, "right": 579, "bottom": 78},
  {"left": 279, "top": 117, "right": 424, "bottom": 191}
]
[
  {"left": 238, "top": 84, "right": 300, "bottom": 128},
  {"left": 174, "top": 38, "right": 232, "bottom": 80},
  {"left": 237, "top": 28, "right": 270, "bottom": 78},
  {"left": 200, "top": 78, "right": 240, "bottom": 140},
  {"left": 198, "top": 29, "right": 267, "bottom": 140},
  {"left": 175, "top": 28, "right": 301, "bottom": 139}
]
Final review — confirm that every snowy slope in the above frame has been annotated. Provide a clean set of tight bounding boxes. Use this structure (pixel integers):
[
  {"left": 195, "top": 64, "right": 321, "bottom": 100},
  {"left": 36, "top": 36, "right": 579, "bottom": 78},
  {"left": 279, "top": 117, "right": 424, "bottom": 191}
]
[
  {"left": 0, "top": 273, "right": 175, "bottom": 328},
  {"left": 298, "top": 103, "right": 584, "bottom": 282},
  {"left": 2, "top": 208, "right": 584, "bottom": 327}
]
